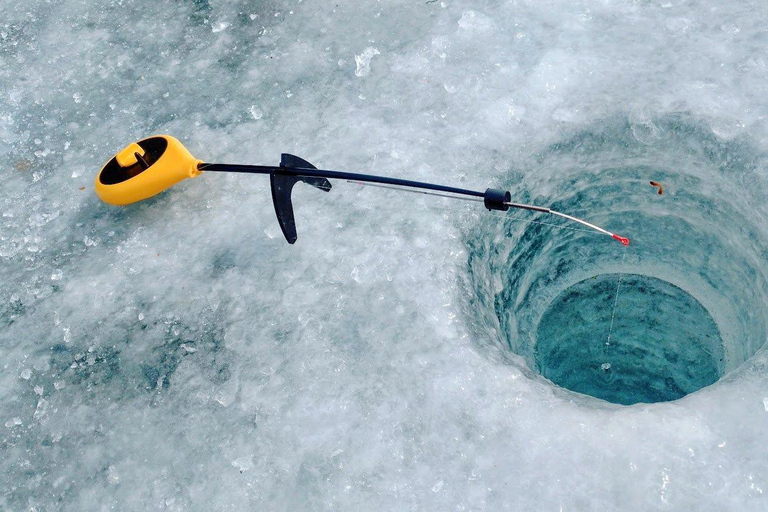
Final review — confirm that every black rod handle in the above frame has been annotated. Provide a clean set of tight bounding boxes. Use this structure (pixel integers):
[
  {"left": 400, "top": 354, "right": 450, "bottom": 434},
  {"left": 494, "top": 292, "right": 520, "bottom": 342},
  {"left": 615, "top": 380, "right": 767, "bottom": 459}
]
[{"left": 198, "top": 162, "right": 485, "bottom": 199}]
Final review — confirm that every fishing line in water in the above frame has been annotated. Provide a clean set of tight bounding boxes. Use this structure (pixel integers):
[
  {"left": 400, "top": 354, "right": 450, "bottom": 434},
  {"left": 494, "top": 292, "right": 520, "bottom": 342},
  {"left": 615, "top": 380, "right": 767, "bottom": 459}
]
[{"left": 606, "top": 248, "right": 629, "bottom": 347}]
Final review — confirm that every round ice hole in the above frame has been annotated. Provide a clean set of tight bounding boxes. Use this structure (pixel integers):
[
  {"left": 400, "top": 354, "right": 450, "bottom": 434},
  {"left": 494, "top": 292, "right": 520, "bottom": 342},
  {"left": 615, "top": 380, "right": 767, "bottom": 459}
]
[{"left": 535, "top": 274, "right": 724, "bottom": 405}]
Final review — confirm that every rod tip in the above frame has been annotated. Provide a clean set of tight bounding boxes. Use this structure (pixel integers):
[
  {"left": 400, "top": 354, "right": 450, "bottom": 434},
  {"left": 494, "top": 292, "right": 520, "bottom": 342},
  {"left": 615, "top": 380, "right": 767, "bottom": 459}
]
[{"left": 612, "top": 234, "right": 630, "bottom": 246}]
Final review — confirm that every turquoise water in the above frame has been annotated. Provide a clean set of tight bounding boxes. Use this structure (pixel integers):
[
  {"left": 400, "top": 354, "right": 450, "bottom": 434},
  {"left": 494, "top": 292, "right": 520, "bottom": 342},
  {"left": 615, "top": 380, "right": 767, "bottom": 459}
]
[{"left": 535, "top": 274, "right": 723, "bottom": 405}]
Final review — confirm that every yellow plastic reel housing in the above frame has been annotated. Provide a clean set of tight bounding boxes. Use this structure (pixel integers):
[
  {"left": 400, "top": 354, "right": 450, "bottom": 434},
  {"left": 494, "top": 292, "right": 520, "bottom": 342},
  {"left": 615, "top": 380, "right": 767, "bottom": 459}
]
[
  {"left": 115, "top": 142, "right": 145, "bottom": 167},
  {"left": 95, "top": 135, "right": 202, "bottom": 206}
]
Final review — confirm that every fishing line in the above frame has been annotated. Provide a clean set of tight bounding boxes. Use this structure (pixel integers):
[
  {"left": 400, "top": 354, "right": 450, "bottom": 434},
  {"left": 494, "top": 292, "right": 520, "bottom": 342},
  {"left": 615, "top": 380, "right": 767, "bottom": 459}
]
[
  {"left": 606, "top": 248, "right": 629, "bottom": 347},
  {"left": 486, "top": 210, "right": 604, "bottom": 236},
  {"left": 347, "top": 180, "right": 610, "bottom": 237}
]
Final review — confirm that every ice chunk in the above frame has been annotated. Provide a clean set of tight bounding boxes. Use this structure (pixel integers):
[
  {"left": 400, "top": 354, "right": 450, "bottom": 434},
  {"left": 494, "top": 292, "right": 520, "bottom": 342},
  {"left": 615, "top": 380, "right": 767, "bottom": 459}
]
[
  {"left": 354, "top": 47, "right": 380, "bottom": 77},
  {"left": 232, "top": 456, "right": 253, "bottom": 473},
  {"left": 33, "top": 399, "right": 48, "bottom": 421},
  {"left": 456, "top": 10, "right": 494, "bottom": 33},
  {"left": 213, "top": 376, "right": 238, "bottom": 407},
  {"left": 107, "top": 466, "right": 120, "bottom": 485},
  {"left": 5, "top": 418, "right": 22, "bottom": 428},
  {"left": 211, "top": 22, "right": 230, "bottom": 33},
  {"left": 248, "top": 106, "right": 263, "bottom": 120}
]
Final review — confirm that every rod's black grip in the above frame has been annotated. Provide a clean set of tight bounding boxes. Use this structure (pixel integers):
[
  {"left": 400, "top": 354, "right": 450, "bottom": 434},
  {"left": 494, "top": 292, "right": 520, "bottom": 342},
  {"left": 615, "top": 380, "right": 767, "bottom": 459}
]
[{"left": 484, "top": 188, "right": 511, "bottom": 211}]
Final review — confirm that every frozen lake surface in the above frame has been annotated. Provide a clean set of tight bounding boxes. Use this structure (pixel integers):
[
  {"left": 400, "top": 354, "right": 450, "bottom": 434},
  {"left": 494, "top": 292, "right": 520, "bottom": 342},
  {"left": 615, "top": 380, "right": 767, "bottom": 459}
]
[{"left": 3, "top": 0, "right": 768, "bottom": 510}]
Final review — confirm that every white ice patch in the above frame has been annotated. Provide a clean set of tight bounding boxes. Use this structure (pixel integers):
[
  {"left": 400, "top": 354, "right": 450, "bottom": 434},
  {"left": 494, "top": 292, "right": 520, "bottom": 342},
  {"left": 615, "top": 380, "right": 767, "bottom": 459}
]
[
  {"left": 456, "top": 10, "right": 494, "bottom": 33},
  {"left": 629, "top": 110, "right": 661, "bottom": 144},
  {"left": 211, "top": 21, "right": 230, "bottom": 33},
  {"left": 354, "top": 47, "right": 380, "bottom": 77},
  {"left": 33, "top": 398, "right": 48, "bottom": 421},
  {"left": 213, "top": 373, "right": 239, "bottom": 407},
  {"left": 232, "top": 456, "right": 253, "bottom": 473},
  {"left": 5, "top": 417, "right": 22, "bottom": 428},
  {"left": 107, "top": 465, "right": 120, "bottom": 485},
  {"left": 248, "top": 105, "right": 264, "bottom": 120}
]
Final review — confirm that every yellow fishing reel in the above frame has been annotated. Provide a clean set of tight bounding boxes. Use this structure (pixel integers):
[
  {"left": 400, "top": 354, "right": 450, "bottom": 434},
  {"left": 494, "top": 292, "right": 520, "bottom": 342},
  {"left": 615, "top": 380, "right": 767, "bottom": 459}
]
[{"left": 95, "top": 135, "right": 202, "bottom": 206}]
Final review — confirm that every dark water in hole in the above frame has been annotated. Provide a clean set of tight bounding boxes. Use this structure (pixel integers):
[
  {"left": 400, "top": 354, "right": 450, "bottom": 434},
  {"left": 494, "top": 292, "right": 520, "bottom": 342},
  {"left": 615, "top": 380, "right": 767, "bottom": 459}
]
[{"left": 535, "top": 274, "right": 724, "bottom": 405}]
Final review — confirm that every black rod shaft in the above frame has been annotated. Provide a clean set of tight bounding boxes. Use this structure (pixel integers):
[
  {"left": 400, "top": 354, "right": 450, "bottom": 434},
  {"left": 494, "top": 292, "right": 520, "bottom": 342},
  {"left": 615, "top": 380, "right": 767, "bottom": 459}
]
[{"left": 198, "top": 162, "right": 485, "bottom": 199}]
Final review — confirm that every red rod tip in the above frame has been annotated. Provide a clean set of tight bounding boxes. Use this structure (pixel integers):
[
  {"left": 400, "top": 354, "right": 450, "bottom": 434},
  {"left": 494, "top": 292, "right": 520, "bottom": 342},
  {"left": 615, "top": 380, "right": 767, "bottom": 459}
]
[{"left": 612, "top": 234, "right": 630, "bottom": 246}]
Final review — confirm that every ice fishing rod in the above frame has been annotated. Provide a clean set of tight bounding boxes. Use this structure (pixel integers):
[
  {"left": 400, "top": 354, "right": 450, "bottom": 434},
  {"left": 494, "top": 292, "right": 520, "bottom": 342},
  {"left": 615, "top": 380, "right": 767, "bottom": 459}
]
[{"left": 94, "top": 135, "right": 629, "bottom": 246}]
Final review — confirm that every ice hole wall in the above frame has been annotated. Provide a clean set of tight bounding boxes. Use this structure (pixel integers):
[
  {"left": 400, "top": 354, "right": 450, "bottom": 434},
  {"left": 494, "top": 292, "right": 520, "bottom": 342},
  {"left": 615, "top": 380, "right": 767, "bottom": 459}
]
[{"left": 465, "top": 116, "right": 768, "bottom": 406}]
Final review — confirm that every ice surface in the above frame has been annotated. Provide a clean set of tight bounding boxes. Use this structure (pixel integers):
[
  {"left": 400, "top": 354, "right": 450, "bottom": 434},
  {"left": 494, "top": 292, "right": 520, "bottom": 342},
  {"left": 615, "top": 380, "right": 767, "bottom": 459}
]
[{"left": 2, "top": 0, "right": 768, "bottom": 510}]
